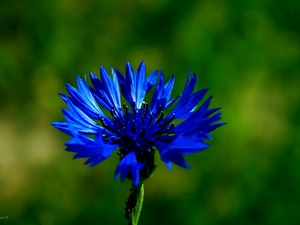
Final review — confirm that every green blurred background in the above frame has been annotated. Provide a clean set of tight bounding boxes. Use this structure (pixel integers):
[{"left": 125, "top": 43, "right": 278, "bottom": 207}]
[{"left": 0, "top": 0, "right": 299, "bottom": 224}]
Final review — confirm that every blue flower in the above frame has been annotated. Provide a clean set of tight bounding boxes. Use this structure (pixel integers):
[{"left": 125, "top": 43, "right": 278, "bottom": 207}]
[{"left": 52, "top": 61, "right": 225, "bottom": 186}]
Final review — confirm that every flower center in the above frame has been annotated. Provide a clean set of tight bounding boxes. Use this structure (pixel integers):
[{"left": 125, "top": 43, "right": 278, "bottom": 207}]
[{"left": 99, "top": 102, "right": 175, "bottom": 161}]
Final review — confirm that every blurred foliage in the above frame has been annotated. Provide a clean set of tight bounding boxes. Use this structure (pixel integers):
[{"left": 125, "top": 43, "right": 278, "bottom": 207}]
[{"left": 0, "top": 0, "right": 299, "bottom": 224}]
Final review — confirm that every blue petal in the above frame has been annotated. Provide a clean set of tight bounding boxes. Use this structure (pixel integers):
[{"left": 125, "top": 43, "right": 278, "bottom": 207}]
[
  {"left": 65, "top": 75, "right": 105, "bottom": 119},
  {"left": 100, "top": 66, "right": 121, "bottom": 110},
  {"left": 150, "top": 71, "right": 164, "bottom": 109},
  {"left": 146, "top": 70, "right": 158, "bottom": 92},
  {"left": 65, "top": 126, "right": 118, "bottom": 167},
  {"left": 89, "top": 72, "right": 112, "bottom": 110},
  {"left": 172, "top": 91, "right": 225, "bottom": 136},
  {"left": 150, "top": 72, "right": 176, "bottom": 114},
  {"left": 204, "top": 122, "right": 227, "bottom": 133},
  {"left": 58, "top": 96, "right": 102, "bottom": 134},
  {"left": 155, "top": 133, "right": 210, "bottom": 170},
  {"left": 171, "top": 72, "right": 210, "bottom": 119},
  {"left": 114, "top": 69, "right": 132, "bottom": 107},
  {"left": 172, "top": 88, "right": 209, "bottom": 118},
  {"left": 89, "top": 68, "right": 121, "bottom": 112},
  {"left": 116, "top": 61, "right": 157, "bottom": 110},
  {"left": 135, "top": 61, "right": 147, "bottom": 109},
  {"left": 114, "top": 151, "right": 145, "bottom": 187},
  {"left": 126, "top": 61, "right": 136, "bottom": 108},
  {"left": 51, "top": 121, "right": 72, "bottom": 135},
  {"left": 51, "top": 121, "right": 101, "bottom": 136}
]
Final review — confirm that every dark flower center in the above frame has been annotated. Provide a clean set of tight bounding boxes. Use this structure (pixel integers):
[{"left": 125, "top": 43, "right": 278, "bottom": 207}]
[{"left": 99, "top": 102, "right": 175, "bottom": 163}]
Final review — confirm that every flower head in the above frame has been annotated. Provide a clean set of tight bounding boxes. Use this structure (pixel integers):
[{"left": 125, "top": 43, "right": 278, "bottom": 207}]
[{"left": 52, "top": 61, "right": 225, "bottom": 186}]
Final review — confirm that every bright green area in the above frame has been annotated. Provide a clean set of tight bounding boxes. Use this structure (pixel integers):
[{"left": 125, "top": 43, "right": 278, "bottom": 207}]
[{"left": 0, "top": 0, "right": 299, "bottom": 224}]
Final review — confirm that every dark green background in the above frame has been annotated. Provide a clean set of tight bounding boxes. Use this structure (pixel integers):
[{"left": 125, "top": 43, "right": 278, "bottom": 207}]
[{"left": 0, "top": 0, "right": 299, "bottom": 224}]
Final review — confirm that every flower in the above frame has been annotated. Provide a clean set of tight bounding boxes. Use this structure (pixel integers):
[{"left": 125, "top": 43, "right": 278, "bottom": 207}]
[{"left": 52, "top": 61, "right": 225, "bottom": 186}]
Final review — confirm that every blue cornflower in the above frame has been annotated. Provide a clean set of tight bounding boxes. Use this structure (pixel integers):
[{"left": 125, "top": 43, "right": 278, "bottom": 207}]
[{"left": 52, "top": 61, "right": 225, "bottom": 187}]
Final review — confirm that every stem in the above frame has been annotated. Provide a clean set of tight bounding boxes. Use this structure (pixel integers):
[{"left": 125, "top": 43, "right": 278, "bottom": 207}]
[{"left": 125, "top": 183, "right": 144, "bottom": 225}]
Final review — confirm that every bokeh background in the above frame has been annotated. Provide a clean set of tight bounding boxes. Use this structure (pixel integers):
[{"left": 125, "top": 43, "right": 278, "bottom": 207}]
[{"left": 0, "top": 0, "right": 299, "bottom": 224}]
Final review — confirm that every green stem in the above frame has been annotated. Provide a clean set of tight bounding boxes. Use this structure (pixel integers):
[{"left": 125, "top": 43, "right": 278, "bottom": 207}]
[{"left": 126, "top": 183, "right": 144, "bottom": 225}]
